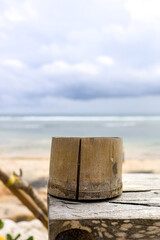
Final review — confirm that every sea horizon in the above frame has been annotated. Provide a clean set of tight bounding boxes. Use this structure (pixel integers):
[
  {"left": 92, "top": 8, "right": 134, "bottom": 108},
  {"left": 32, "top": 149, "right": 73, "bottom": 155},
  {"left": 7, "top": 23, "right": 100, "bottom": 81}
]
[{"left": 0, "top": 113, "right": 160, "bottom": 161}]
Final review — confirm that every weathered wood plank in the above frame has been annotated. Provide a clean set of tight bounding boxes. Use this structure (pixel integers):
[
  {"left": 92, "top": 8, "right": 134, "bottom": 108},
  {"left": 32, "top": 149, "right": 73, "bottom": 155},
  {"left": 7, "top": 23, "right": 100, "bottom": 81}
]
[
  {"left": 110, "top": 190, "right": 160, "bottom": 207},
  {"left": 48, "top": 173, "right": 160, "bottom": 240},
  {"left": 49, "top": 196, "right": 160, "bottom": 220},
  {"left": 123, "top": 173, "right": 160, "bottom": 191}
]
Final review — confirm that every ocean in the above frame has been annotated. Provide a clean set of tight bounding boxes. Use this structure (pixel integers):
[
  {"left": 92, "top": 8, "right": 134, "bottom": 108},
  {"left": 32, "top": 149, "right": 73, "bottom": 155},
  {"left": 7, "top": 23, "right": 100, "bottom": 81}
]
[{"left": 0, "top": 114, "right": 160, "bottom": 161}]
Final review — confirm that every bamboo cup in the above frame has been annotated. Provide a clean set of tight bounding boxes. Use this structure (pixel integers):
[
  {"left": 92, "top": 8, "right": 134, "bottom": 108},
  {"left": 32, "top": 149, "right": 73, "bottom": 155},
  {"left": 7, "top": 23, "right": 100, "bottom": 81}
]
[{"left": 48, "top": 137, "right": 123, "bottom": 200}]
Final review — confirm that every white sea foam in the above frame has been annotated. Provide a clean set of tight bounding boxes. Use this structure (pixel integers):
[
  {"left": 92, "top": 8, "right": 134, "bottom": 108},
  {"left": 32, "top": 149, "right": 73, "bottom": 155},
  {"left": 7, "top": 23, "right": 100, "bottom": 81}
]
[
  {"left": 104, "top": 122, "right": 136, "bottom": 127},
  {"left": 0, "top": 115, "right": 160, "bottom": 122}
]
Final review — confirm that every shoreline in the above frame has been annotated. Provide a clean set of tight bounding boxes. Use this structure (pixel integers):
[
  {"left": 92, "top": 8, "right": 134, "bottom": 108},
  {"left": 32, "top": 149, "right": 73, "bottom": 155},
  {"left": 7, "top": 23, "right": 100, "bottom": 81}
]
[{"left": 1, "top": 157, "right": 160, "bottom": 176}]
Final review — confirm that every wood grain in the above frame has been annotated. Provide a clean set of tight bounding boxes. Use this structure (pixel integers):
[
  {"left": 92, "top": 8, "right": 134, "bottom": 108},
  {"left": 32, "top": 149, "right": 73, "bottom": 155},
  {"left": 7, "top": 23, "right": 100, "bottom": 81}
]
[
  {"left": 79, "top": 137, "right": 123, "bottom": 200},
  {"left": 48, "top": 173, "right": 160, "bottom": 240},
  {"left": 48, "top": 137, "right": 80, "bottom": 200}
]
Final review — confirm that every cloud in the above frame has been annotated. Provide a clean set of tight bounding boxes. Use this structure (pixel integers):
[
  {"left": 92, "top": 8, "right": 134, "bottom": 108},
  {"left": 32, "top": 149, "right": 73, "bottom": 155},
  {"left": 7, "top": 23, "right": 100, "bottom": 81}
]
[
  {"left": 4, "top": 8, "right": 25, "bottom": 22},
  {"left": 97, "top": 56, "right": 115, "bottom": 66},
  {"left": 125, "top": 0, "right": 160, "bottom": 24},
  {"left": 42, "top": 61, "right": 99, "bottom": 76},
  {"left": 0, "top": 1, "right": 38, "bottom": 25},
  {"left": 3, "top": 59, "right": 26, "bottom": 69},
  {"left": 0, "top": 0, "right": 160, "bottom": 113}
]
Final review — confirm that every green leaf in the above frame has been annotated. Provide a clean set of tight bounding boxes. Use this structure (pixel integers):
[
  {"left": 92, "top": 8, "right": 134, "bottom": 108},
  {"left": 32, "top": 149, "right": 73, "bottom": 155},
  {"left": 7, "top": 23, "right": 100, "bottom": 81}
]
[
  {"left": 14, "top": 234, "right": 21, "bottom": 240},
  {"left": 26, "top": 237, "right": 34, "bottom": 240},
  {"left": 6, "top": 234, "right": 13, "bottom": 240},
  {"left": 0, "top": 219, "right": 4, "bottom": 229}
]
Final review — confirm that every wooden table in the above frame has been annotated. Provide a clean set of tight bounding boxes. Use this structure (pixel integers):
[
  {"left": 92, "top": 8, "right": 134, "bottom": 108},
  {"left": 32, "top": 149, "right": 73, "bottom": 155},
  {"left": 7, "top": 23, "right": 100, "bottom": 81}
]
[{"left": 48, "top": 174, "right": 160, "bottom": 240}]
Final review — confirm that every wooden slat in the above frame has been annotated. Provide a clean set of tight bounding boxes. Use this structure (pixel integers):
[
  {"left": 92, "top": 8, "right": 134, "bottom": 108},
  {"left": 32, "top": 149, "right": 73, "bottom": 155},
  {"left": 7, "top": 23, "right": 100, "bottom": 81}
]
[
  {"left": 49, "top": 196, "right": 160, "bottom": 220},
  {"left": 123, "top": 173, "right": 160, "bottom": 191}
]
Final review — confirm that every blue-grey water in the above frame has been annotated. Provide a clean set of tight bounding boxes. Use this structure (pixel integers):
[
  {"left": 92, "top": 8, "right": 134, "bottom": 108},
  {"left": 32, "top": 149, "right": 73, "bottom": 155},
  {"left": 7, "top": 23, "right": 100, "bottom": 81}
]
[{"left": 0, "top": 115, "right": 160, "bottom": 160}]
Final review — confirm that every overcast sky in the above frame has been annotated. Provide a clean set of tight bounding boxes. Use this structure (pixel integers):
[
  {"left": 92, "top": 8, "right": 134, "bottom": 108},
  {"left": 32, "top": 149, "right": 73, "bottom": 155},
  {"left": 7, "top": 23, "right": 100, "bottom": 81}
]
[{"left": 0, "top": 0, "right": 160, "bottom": 114}]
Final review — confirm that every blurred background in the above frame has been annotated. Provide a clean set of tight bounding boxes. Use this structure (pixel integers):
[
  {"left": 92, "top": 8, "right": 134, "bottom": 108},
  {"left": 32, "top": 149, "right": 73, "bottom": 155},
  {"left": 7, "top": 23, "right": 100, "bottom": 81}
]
[
  {"left": 0, "top": 0, "right": 160, "bottom": 221},
  {"left": 0, "top": 0, "right": 160, "bottom": 165}
]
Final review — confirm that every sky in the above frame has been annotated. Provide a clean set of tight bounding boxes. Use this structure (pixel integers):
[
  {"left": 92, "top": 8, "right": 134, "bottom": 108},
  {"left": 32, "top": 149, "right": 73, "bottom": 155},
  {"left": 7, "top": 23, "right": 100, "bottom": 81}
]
[{"left": 0, "top": 0, "right": 160, "bottom": 114}]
